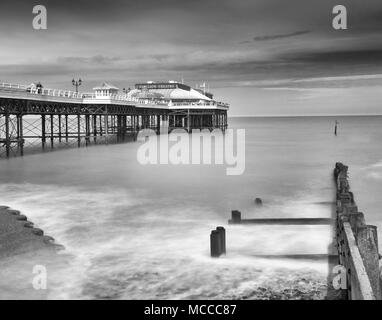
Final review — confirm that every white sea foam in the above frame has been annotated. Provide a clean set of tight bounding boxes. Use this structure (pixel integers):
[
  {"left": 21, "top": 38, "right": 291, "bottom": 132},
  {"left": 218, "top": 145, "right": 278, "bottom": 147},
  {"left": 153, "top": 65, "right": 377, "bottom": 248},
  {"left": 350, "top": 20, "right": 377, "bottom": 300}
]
[{"left": 0, "top": 182, "right": 329, "bottom": 299}]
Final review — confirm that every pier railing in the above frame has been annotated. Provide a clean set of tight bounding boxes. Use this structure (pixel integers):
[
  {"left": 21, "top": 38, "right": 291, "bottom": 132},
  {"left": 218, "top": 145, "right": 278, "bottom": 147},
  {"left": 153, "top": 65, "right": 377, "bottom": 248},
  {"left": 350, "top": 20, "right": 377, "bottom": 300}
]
[
  {"left": 334, "top": 162, "right": 382, "bottom": 300},
  {"left": 0, "top": 82, "right": 28, "bottom": 90},
  {"left": 170, "top": 101, "right": 229, "bottom": 108},
  {"left": 1, "top": 82, "right": 85, "bottom": 100}
]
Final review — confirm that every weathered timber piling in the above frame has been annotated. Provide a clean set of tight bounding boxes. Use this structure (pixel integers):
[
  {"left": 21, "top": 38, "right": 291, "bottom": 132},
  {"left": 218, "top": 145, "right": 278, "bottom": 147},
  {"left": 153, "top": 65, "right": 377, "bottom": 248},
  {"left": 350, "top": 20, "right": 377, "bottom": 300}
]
[
  {"left": 210, "top": 230, "right": 221, "bottom": 257},
  {"left": 229, "top": 217, "right": 334, "bottom": 225},
  {"left": 210, "top": 227, "right": 226, "bottom": 257},
  {"left": 254, "top": 198, "right": 263, "bottom": 206},
  {"left": 228, "top": 208, "right": 334, "bottom": 225},
  {"left": 230, "top": 210, "right": 242, "bottom": 224},
  {"left": 216, "top": 226, "right": 226, "bottom": 254},
  {"left": 334, "top": 162, "right": 382, "bottom": 300}
]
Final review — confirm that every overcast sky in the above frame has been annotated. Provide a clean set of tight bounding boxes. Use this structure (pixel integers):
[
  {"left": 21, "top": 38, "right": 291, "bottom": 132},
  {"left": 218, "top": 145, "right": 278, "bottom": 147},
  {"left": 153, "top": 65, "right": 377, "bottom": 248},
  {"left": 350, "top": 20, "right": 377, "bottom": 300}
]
[{"left": 1, "top": 0, "right": 382, "bottom": 115}]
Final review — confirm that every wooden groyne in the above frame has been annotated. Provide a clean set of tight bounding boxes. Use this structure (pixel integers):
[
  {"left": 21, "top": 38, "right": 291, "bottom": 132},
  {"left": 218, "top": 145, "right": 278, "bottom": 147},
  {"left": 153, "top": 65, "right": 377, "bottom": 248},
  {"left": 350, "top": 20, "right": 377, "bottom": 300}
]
[
  {"left": 334, "top": 162, "right": 382, "bottom": 300},
  {"left": 210, "top": 163, "right": 381, "bottom": 300},
  {"left": 229, "top": 214, "right": 334, "bottom": 226}
]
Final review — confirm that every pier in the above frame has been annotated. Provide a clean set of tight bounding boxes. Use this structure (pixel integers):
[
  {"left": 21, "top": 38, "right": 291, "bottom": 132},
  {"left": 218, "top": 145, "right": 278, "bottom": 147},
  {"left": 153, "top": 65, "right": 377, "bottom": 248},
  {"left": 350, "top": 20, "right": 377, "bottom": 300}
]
[{"left": 0, "top": 81, "right": 229, "bottom": 158}]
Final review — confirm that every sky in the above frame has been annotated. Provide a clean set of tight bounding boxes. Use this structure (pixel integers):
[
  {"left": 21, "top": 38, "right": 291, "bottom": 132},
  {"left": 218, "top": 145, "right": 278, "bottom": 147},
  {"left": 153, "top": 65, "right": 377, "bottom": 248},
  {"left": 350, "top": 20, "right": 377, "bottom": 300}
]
[{"left": 1, "top": 0, "right": 382, "bottom": 116}]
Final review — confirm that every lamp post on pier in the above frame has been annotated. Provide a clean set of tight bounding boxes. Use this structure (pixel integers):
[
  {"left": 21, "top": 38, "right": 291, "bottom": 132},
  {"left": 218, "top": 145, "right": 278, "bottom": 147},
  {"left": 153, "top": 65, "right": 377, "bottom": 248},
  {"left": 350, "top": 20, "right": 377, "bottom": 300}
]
[{"left": 72, "top": 78, "right": 82, "bottom": 93}]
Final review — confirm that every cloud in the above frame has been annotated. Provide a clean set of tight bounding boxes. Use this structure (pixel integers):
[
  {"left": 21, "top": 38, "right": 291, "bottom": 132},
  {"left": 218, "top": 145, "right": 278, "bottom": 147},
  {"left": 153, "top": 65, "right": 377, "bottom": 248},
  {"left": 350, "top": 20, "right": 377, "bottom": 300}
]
[
  {"left": 252, "top": 30, "right": 311, "bottom": 42},
  {"left": 57, "top": 55, "right": 121, "bottom": 65},
  {"left": 293, "top": 74, "right": 382, "bottom": 83},
  {"left": 282, "top": 48, "right": 382, "bottom": 64}
]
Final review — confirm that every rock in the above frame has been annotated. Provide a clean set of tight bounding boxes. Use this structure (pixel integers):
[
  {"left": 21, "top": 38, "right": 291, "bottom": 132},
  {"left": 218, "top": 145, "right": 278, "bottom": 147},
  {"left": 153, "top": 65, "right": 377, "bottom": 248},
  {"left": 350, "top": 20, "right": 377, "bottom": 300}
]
[
  {"left": 8, "top": 210, "right": 20, "bottom": 215},
  {"left": 16, "top": 215, "right": 27, "bottom": 221},
  {"left": 32, "top": 228, "right": 44, "bottom": 236},
  {"left": 23, "top": 221, "right": 34, "bottom": 228},
  {"left": 54, "top": 244, "right": 66, "bottom": 251},
  {"left": 42, "top": 236, "right": 55, "bottom": 244}
]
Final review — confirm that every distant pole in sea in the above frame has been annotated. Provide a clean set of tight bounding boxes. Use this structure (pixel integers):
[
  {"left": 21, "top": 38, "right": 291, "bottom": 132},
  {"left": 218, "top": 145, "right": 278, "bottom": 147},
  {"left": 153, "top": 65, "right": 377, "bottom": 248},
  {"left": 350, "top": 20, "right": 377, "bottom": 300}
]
[{"left": 334, "top": 120, "right": 339, "bottom": 136}]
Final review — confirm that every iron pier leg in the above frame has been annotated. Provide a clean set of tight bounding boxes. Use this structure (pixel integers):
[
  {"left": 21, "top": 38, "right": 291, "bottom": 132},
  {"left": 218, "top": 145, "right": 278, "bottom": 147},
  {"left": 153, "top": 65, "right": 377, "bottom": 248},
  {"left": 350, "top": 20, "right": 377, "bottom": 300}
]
[
  {"left": 50, "top": 114, "right": 54, "bottom": 148},
  {"left": 5, "top": 108, "right": 10, "bottom": 158},
  {"left": 65, "top": 115, "right": 69, "bottom": 143},
  {"left": 58, "top": 115, "right": 62, "bottom": 143},
  {"left": 105, "top": 114, "right": 108, "bottom": 145},
  {"left": 77, "top": 114, "right": 81, "bottom": 147},
  {"left": 93, "top": 115, "right": 97, "bottom": 143},
  {"left": 85, "top": 114, "right": 90, "bottom": 146},
  {"left": 17, "top": 114, "right": 24, "bottom": 156},
  {"left": 157, "top": 115, "right": 160, "bottom": 135},
  {"left": 99, "top": 115, "right": 103, "bottom": 137},
  {"left": 41, "top": 115, "right": 46, "bottom": 150}
]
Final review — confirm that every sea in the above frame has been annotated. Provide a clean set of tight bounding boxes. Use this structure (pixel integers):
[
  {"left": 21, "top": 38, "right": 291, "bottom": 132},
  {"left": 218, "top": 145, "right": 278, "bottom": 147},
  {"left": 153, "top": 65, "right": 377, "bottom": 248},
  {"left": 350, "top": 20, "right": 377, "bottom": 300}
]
[{"left": 0, "top": 116, "right": 381, "bottom": 299}]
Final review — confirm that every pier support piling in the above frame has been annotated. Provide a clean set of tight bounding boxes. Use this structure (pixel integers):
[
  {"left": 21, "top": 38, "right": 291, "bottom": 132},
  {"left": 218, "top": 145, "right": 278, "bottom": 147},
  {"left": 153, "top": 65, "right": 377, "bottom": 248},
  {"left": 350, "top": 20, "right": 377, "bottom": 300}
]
[
  {"left": 77, "top": 114, "right": 81, "bottom": 147},
  {"left": 41, "top": 115, "right": 46, "bottom": 149},
  {"left": 17, "top": 114, "right": 24, "bottom": 156},
  {"left": 4, "top": 108, "right": 10, "bottom": 157},
  {"left": 58, "top": 115, "right": 62, "bottom": 143},
  {"left": 65, "top": 115, "right": 69, "bottom": 143},
  {"left": 50, "top": 114, "right": 54, "bottom": 148}
]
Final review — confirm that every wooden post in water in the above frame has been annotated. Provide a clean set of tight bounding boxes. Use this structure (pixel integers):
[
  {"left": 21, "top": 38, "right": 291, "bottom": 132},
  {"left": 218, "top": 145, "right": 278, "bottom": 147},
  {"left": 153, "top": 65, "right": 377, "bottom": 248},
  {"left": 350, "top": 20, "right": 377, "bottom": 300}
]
[
  {"left": 210, "top": 230, "right": 222, "bottom": 258},
  {"left": 230, "top": 210, "right": 241, "bottom": 224},
  {"left": 216, "top": 226, "right": 226, "bottom": 255}
]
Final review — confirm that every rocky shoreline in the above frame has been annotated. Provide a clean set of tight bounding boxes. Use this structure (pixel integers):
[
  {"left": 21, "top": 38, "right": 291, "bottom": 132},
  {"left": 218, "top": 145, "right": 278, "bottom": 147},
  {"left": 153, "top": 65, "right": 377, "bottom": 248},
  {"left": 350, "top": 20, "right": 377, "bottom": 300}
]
[
  {"left": 0, "top": 205, "right": 68, "bottom": 299},
  {"left": 0, "top": 205, "right": 63, "bottom": 258}
]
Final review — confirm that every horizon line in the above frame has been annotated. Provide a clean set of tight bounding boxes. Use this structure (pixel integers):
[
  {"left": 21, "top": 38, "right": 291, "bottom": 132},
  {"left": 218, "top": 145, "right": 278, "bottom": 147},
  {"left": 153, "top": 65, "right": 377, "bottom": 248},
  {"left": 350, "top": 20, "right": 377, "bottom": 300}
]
[{"left": 228, "top": 113, "right": 382, "bottom": 118}]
